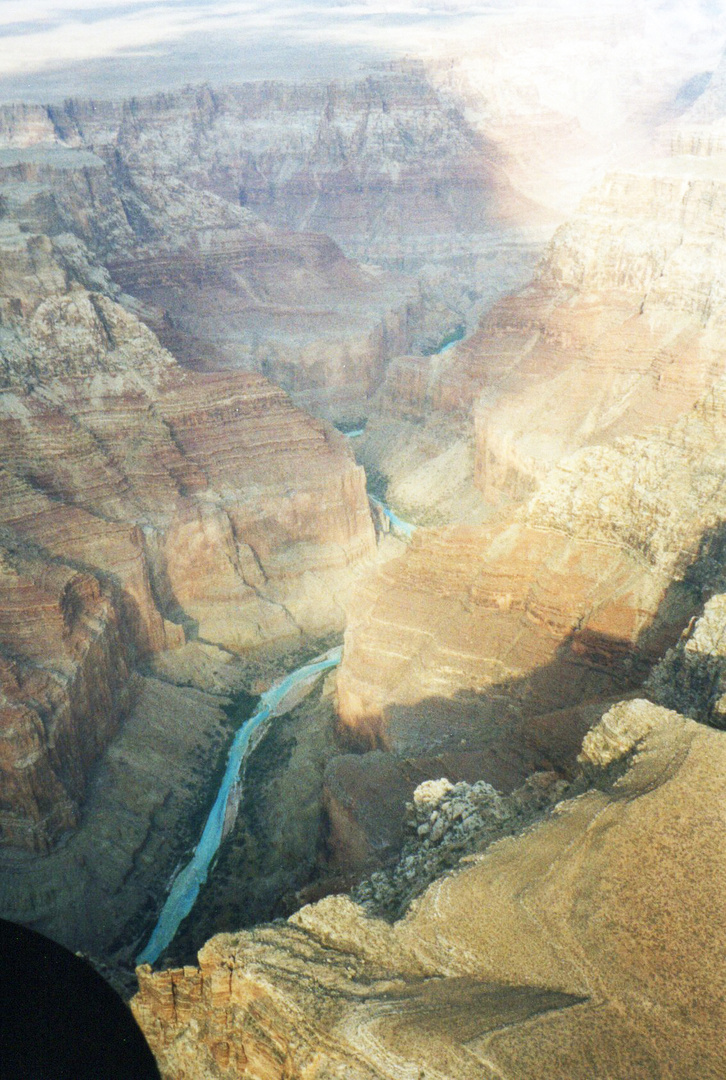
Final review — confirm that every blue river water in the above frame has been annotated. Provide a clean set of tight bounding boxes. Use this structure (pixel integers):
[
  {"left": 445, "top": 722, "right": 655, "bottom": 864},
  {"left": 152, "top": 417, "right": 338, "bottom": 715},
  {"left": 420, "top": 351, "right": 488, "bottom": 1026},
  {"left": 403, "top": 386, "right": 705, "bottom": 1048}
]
[
  {"left": 437, "top": 337, "right": 460, "bottom": 354},
  {"left": 430, "top": 324, "right": 466, "bottom": 356},
  {"left": 369, "top": 494, "right": 415, "bottom": 538},
  {"left": 136, "top": 645, "right": 343, "bottom": 966},
  {"left": 136, "top": 452, "right": 416, "bottom": 965},
  {"left": 340, "top": 430, "right": 416, "bottom": 538}
]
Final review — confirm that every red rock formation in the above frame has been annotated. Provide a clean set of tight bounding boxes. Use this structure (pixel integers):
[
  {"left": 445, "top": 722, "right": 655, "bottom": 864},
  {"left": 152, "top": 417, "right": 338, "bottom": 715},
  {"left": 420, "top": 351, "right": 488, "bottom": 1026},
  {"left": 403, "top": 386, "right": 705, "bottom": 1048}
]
[
  {"left": 0, "top": 229, "right": 375, "bottom": 851},
  {"left": 0, "top": 549, "right": 133, "bottom": 851}
]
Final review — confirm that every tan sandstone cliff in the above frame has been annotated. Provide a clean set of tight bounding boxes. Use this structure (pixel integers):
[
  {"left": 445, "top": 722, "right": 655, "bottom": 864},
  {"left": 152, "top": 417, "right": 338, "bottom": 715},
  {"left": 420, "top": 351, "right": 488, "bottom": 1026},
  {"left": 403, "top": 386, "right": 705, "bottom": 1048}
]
[
  {"left": 338, "top": 373, "right": 726, "bottom": 729},
  {"left": 132, "top": 695, "right": 726, "bottom": 1080},
  {"left": 322, "top": 366, "right": 726, "bottom": 868}
]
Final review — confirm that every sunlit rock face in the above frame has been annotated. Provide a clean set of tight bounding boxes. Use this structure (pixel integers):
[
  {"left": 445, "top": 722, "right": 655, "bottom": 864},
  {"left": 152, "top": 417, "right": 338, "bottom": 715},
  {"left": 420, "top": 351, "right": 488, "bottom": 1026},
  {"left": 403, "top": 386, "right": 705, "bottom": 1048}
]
[
  {"left": 132, "top": 700, "right": 726, "bottom": 1080},
  {"left": 373, "top": 156, "right": 726, "bottom": 519},
  {"left": 0, "top": 225, "right": 375, "bottom": 851},
  {"left": 336, "top": 376, "right": 726, "bottom": 776},
  {"left": 358, "top": 57, "right": 726, "bottom": 523},
  {"left": 433, "top": 57, "right": 726, "bottom": 508},
  {"left": 468, "top": 160, "right": 726, "bottom": 503}
]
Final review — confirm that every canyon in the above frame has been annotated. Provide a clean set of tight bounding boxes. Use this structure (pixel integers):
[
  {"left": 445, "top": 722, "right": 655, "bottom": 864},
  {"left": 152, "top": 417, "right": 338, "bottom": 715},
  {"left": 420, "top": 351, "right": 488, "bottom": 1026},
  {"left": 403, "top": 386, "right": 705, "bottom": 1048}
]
[
  {"left": 324, "top": 55, "right": 726, "bottom": 875},
  {"left": 131, "top": 47, "right": 726, "bottom": 1080},
  {"left": 133, "top": 694, "right": 726, "bottom": 1080},
  {"left": 0, "top": 218, "right": 376, "bottom": 979},
  {"left": 362, "top": 145, "right": 726, "bottom": 526},
  {"left": 2, "top": 11, "right": 726, "bottom": 1079},
  {"left": 0, "top": 67, "right": 546, "bottom": 424}
]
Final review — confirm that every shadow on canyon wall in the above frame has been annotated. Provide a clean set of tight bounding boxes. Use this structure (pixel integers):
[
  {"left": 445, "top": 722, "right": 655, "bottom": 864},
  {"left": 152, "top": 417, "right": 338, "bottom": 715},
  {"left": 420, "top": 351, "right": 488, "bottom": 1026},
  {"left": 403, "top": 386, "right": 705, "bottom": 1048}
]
[{"left": 323, "top": 516, "right": 726, "bottom": 881}]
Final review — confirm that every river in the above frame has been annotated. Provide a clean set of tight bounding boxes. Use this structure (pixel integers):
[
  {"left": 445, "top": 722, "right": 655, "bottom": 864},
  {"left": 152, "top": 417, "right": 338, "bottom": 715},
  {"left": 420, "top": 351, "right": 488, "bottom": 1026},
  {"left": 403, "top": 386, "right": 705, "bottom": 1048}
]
[
  {"left": 338, "top": 426, "right": 416, "bottom": 538},
  {"left": 136, "top": 451, "right": 417, "bottom": 966},
  {"left": 136, "top": 645, "right": 343, "bottom": 966},
  {"left": 369, "top": 494, "right": 415, "bottom": 539}
]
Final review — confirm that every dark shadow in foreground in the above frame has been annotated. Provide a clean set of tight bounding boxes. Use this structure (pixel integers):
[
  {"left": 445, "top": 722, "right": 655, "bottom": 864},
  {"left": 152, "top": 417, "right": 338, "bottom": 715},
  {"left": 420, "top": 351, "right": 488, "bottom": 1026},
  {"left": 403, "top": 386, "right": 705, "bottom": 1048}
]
[{"left": 0, "top": 918, "right": 160, "bottom": 1080}]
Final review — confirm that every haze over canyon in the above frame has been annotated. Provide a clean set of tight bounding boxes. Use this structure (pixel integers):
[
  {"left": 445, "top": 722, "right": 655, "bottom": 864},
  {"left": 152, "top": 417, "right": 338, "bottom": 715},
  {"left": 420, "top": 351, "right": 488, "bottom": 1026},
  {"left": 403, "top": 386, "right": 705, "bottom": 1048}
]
[{"left": 3, "top": 3, "right": 726, "bottom": 1078}]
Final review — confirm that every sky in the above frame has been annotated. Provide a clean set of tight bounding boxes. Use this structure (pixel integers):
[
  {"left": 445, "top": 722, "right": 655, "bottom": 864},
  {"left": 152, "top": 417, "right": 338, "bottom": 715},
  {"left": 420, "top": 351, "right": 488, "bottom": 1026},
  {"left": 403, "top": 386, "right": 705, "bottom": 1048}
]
[
  {"left": 0, "top": 1, "right": 500, "bottom": 101},
  {"left": 0, "top": 1, "right": 725, "bottom": 104}
]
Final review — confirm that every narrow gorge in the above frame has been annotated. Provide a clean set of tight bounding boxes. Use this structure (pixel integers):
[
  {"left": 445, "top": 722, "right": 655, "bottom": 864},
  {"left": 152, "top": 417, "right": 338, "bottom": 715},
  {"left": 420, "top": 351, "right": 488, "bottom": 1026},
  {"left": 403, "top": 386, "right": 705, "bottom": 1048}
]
[{"left": 3, "top": 7, "right": 726, "bottom": 1079}]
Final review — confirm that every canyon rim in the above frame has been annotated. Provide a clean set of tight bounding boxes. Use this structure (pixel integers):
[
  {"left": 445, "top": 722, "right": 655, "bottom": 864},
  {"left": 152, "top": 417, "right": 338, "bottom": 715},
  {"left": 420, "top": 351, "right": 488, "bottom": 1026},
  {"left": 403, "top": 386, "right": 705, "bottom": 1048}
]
[{"left": 3, "top": 3, "right": 726, "bottom": 1078}]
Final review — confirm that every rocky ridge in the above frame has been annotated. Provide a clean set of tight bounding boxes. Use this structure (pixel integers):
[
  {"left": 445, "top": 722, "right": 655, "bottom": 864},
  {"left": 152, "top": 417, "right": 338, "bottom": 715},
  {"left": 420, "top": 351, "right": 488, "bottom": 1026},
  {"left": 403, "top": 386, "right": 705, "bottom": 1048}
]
[
  {"left": 132, "top": 694, "right": 726, "bottom": 1079},
  {"left": 0, "top": 110, "right": 417, "bottom": 422},
  {"left": 351, "top": 569, "right": 726, "bottom": 915},
  {"left": 333, "top": 69, "right": 726, "bottom": 796},
  {"left": 352, "top": 771, "right": 571, "bottom": 920},
  {"left": 364, "top": 146, "right": 726, "bottom": 520}
]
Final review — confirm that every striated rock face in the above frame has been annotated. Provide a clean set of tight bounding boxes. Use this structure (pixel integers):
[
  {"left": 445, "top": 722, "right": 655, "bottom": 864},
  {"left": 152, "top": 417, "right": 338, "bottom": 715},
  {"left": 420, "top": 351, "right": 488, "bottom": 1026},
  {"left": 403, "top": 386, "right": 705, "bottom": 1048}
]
[
  {"left": 357, "top": 74, "right": 726, "bottom": 522},
  {"left": 0, "top": 226, "right": 375, "bottom": 851},
  {"left": 336, "top": 375, "right": 726, "bottom": 778},
  {"left": 461, "top": 150, "right": 726, "bottom": 504},
  {"left": 35, "top": 71, "right": 537, "bottom": 271},
  {"left": 0, "top": 121, "right": 416, "bottom": 421},
  {"left": 369, "top": 149, "right": 726, "bottom": 511},
  {"left": 0, "top": 552, "right": 133, "bottom": 851},
  {"left": 0, "top": 67, "right": 546, "bottom": 421},
  {"left": 133, "top": 699, "right": 726, "bottom": 1079},
  {"left": 0, "top": 667, "right": 252, "bottom": 977}
]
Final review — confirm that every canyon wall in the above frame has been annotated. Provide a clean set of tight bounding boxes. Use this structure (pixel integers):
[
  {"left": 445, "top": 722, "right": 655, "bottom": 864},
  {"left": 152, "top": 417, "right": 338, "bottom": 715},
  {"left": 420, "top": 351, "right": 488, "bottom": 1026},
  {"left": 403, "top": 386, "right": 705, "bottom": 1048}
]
[
  {"left": 0, "top": 136, "right": 415, "bottom": 420},
  {"left": 360, "top": 91, "right": 726, "bottom": 525},
  {"left": 328, "top": 371, "right": 726, "bottom": 865},
  {"left": 36, "top": 71, "right": 537, "bottom": 270},
  {"left": 471, "top": 158, "right": 726, "bottom": 502},
  {"left": 0, "top": 223, "right": 375, "bottom": 853},
  {"left": 4, "top": 38, "right": 726, "bottom": 1053},
  {"left": 0, "top": 67, "right": 547, "bottom": 421},
  {"left": 304, "top": 57, "right": 726, "bottom": 1026}
]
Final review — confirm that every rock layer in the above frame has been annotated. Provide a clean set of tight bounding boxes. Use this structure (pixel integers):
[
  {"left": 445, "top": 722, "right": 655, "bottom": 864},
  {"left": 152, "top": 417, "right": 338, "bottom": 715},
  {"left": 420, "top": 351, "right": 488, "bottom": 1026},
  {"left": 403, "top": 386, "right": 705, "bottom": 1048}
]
[
  {"left": 0, "top": 551, "right": 133, "bottom": 851},
  {"left": 366, "top": 149, "right": 726, "bottom": 512},
  {"left": 359, "top": 89, "right": 726, "bottom": 522},
  {"left": 0, "top": 227, "right": 375, "bottom": 851},
  {"left": 336, "top": 375, "right": 726, "bottom": 781},
  {"left": 0, "top": 68, "right": 546, "bottom": 421}
]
